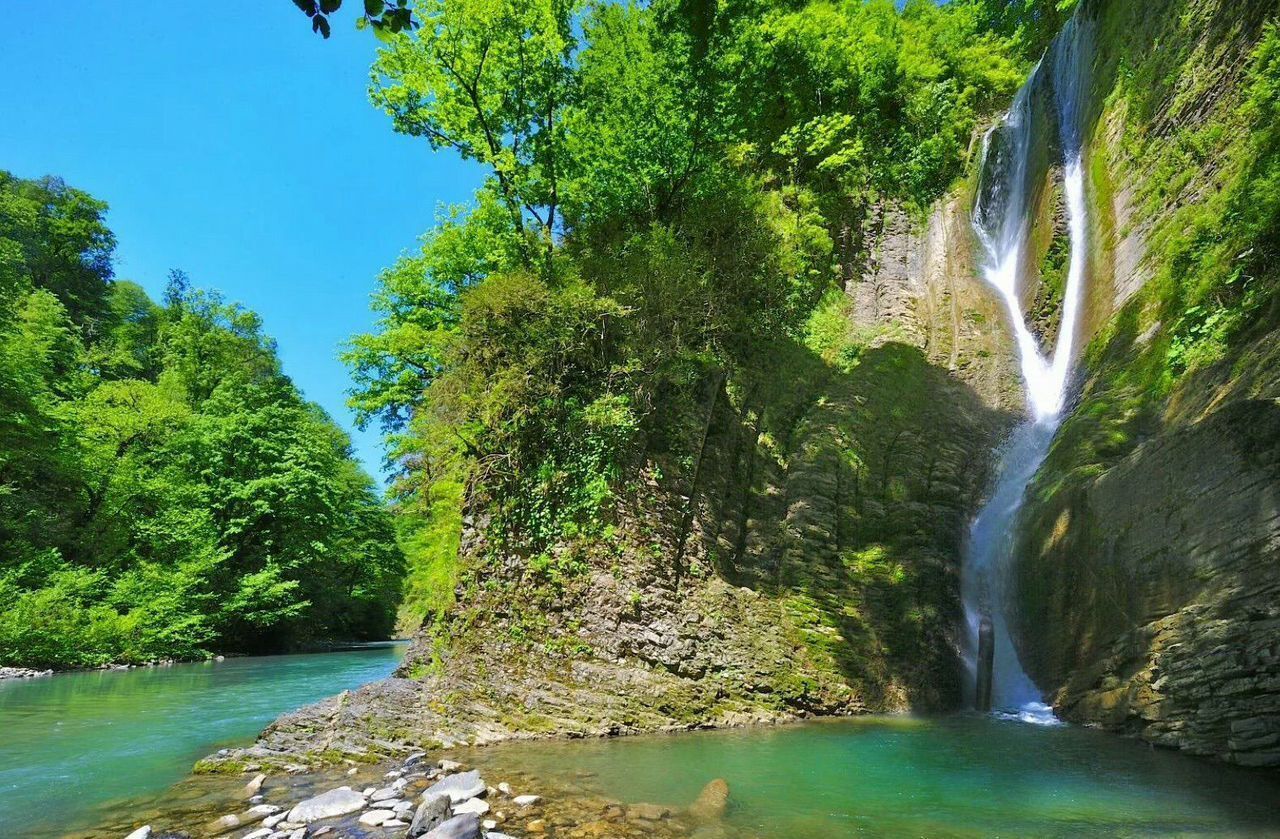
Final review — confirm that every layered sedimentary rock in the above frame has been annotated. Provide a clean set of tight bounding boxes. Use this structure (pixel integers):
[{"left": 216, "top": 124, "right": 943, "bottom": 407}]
[
  {"left": 202, "top": 197, "right": 1020, "bottom": 771},
  {"left": 1007, "top": 0, "right": 1280, "bottom": 766}
]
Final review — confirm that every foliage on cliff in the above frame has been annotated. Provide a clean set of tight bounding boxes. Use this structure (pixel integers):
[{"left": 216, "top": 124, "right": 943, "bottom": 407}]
[
  {"left": 345, "top": 0, "right": 1023, "bottom": 628},
  {"left": 0, "top": 173, "right": 404, "bottom": 668},
  {"left": 1037, "top": 5, "right": 1280, "bottom": 496}
]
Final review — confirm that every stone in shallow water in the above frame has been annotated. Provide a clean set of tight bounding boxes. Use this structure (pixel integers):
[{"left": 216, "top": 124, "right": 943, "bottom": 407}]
[
  {"left": 409, "top": 794, "right": 453, "bottom": 837},
  {"left": 244, "top": 772, "right": 267, "bottom": 797},
  {"left": 453, "top": 798, "right": 490, "bottom": 816},
  {"left": 421, "top": 813, "right": 481, "bottom": 839},
  {"left": 423, "top": 770, "right": 486, "bottom": 803},
  {"left": 512, "top": 794, "right": 541, "bottom": 807},
  {"left": 629, "top": 803, "right": 671, "bottom": 820},
  {"left": 688, "top": 778, "right": 730, "bottom": 820},
  {"left": 360, "top": 809, "right": 396, "bottom": 826},
  {"left": 123, "top": 828, "right": 151, "bottom": 839},
  {"left": 372, "top": 786, "right": 399, "bottom": 801},
  {"left": 241, "top": 829, "right": 272, "bottom": 839},
  {"left": 287, "top": 786, "right": 367, "bottom": 823}
]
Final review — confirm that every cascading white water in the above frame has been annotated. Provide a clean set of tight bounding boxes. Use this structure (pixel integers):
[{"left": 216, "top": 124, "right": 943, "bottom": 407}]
[{"left": 961, "top": 14, "right": 1093, "bottom": 724}]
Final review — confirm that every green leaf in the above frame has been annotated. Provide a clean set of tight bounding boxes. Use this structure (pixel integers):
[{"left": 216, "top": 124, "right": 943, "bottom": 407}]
[
  {"left": 320, "top": 0, "right": 342, "bottom": 12},
  {"left": 364, "top": 0, "right": 385, "bottom": 16}
]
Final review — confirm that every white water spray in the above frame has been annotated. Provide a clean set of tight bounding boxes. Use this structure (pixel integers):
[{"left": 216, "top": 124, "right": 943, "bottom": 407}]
[{"left": 962, "top": 14, "right": 1093, "bottom": 724}]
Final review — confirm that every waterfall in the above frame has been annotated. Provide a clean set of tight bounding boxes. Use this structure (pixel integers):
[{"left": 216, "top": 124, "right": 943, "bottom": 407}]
[{"left": 961, "top": 14, "right": 1093, "bottom": 724}]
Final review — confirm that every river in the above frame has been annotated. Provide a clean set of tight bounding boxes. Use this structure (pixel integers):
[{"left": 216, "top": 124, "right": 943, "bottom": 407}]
[
  {"left": 468, "top": 716, "right": 1280, "bottom": 837},
  {"left": 0, "top": 643, "right": 404, "bottom": 837}
]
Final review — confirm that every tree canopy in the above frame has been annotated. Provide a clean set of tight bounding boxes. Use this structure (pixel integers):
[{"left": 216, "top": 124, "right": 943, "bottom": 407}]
[
  {"left": 344, "top": 0, "right": 1025, "bottom": 621},
  {"left": 0, "top": 172, "right": 403, "bottom": 668}
]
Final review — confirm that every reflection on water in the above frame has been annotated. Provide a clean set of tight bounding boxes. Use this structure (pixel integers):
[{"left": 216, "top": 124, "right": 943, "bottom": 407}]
[
  {"left": 0, "top": 643, "right": 404, "bottom": 837},
  {"left": 467, "top": 715, "right": 1280, "bottom": 838}
]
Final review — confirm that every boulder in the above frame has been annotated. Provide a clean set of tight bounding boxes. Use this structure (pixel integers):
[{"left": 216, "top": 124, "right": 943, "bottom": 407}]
[
  {"left": 287, "top": 786, "right": 367, "bottom": 823},
  {"left": 422, "top": 813, "right": 481, "bottom": 839},
  {"left": 409, "top": 794, "right": 453, "bottom": 837},
  {"left": 453, "top": 798, "right": 489, "bottom": 816},
  {"left": 423, "top": 770, "right": 486, "bottom": 803}
]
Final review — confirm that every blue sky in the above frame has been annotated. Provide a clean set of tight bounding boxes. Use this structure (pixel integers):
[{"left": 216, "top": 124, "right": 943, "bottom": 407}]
[{"left": 0, "top": 4, "right": 480, "bottom": 477}]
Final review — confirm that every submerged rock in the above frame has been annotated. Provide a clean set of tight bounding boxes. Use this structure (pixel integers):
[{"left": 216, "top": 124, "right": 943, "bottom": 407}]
[
  {"left": 244, "top": 772, "right": 266, "bottom": 797},
  {"left": 688, "top": 778, "right": 729, "bottom": 820},
  {"left": 123, "top": 828, "right": 151, "bottom": 839},
  {"left": 286, "top": 786, "right": 366, "bottom": 823}
]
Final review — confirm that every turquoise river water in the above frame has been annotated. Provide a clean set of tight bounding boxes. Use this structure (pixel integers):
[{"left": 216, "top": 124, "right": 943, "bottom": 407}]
[
  {"left": 473, "top": 716, "right": 1280, "bottom": 838},
  {"left": 0, "top": 644, "right": 404, "bottom": 836},
  {"left": 4, "top": 647, "right": 1280, "bottom": 837}
]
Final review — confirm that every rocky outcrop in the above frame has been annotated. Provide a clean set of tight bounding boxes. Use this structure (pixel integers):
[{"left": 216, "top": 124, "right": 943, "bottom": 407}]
[
  {"left": 201, "top": 193, "right": 1020, "bottom": 771},
  {"left": 1015, "top": 395, "right": 1280, "bottom": 765}
]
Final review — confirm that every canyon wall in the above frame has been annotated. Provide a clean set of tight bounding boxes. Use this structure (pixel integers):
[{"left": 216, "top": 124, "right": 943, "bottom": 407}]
[{"left": 1007, "top": 0, "right": 1280, "bottom": 767}]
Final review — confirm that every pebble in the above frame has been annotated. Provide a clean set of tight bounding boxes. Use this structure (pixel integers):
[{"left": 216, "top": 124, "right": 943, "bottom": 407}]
[
  {"left": 526, "top": 818, "right": 548, "bottom": 833},
  {"left": 264, "top": 811, "right": 288, "bottom": 828},
  {"left": 359, "top": 808, "right": 396, "bottom": 826},
  {"left": 497, "top": 782, "right": 512, "bottom": 795},
  {"left": 439, "top": 759, "right": 463, "bottom": 771},
  {"left": 513, "top": 795, "right": 542, "bottom": 807}
]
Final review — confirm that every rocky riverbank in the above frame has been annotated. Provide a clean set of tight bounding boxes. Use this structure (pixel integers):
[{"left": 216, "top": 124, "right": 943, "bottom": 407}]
[
  {"left": 109, "top": 751, "right": 740, "bottom": 839},
  {"left": 0, "top": 665, "right": 53, "bottom": 680}
]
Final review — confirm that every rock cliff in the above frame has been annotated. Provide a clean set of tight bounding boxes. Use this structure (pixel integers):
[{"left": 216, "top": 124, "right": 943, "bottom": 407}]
[
  {"left": 1006, "top": 0, "right": 1280, "bottom": 767},
  {"left": 203, "top": 197, "right": 1021, "bottom": 770}
]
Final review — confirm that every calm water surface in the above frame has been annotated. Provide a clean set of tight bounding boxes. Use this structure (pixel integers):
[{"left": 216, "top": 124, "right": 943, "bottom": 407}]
[
  {"left": 472, "top": 715, "right": 1280, "bottom": 838},
  {"left": 0, "top": 644, "right": 404, "bottom": 836}
]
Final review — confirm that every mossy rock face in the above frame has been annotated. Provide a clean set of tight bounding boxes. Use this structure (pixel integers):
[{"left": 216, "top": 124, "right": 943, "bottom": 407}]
[
  {"left": 200, "top": 195, "right": 1019, "bottom": 771},
  {"left": 1008, "top": 0, "right": 1280, "bottom": 767}
]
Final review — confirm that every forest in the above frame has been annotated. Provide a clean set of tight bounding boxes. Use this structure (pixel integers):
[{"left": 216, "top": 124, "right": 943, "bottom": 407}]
[
  {"left": 345, "top": 0, "right": 1061, "bottom": 627},
  {"left": 0, "top": 172, "right": 402, "bottom": 668}
]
